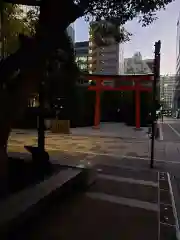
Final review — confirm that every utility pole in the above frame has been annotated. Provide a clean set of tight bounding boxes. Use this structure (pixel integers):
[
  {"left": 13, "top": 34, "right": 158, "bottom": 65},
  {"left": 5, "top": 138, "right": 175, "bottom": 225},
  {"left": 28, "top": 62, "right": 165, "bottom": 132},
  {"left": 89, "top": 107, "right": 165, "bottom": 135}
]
[{"left": 150, "top": 40, "right": 161, "bottom": 168}]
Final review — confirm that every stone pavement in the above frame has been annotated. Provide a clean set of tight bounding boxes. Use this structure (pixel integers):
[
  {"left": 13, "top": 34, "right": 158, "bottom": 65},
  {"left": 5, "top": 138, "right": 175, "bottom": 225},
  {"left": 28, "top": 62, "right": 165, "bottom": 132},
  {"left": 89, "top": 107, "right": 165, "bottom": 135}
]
[
  {"left": 7, "top": 125, "right": 180, "bottom": 239},
  {"left": 11, "top": 122, "right": 149, "bottom": 139},
  {"left": 8, "top": 132, "right": 150, "bottom": 159},
  {"left": 8, "top": 129, "right": 180, "bottom": 163},
  {"left": 70, "top": 122, "right": 149, "bottom": 139},
  {"left": 7, "top": 122, "right": 180, "bottom": 176}
]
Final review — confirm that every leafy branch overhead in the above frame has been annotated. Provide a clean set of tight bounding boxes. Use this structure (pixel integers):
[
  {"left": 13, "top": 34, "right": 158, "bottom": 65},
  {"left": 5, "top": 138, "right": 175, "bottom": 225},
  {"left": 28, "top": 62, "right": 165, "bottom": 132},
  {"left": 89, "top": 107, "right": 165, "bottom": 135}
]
[
  {"left": 22, "top": 6, "right": 39, "bottom": 35},
  {"left": 90, "top": 21, "right": 132, "bottom": 46},
  {"left": 3, "top": 0, "right": 174, "bottom": 24},
  {"left": 82, "top": 0, "right": 174, "bottom": 46},
  {"left": 78, "top": 0, "right": 174, "bottom": 26},
  {"left": 2, "top": 0, "right": 175, "bottom": 47},
  {"left": 1, "top": 3, "right": 32, "bottom": 55}
]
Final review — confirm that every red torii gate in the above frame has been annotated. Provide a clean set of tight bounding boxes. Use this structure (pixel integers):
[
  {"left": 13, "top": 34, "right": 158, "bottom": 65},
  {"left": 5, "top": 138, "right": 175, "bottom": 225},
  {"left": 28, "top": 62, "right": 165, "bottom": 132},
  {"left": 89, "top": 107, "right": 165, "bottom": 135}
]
[{"left": 87, "top": 74, "right": 154, "bottom": 129}]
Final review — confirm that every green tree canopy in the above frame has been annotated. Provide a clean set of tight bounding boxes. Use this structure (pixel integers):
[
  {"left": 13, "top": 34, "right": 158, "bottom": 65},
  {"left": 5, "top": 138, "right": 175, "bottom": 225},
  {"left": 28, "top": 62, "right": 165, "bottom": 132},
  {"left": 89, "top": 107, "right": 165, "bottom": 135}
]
[
  {"left": 2, "top": 0, "right": 174, "bottom": 47},
  {"left": 22, "top": 6, "right": 39, "bottom": 35},
  {"left": 1, "top": 3, "right": 31, "bottom": 55}
]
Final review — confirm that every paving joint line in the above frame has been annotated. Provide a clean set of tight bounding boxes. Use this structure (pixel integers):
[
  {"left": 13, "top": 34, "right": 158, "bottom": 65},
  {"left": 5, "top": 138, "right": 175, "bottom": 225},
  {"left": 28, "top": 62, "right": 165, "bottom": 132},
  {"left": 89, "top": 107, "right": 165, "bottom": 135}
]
[
  {"left": 98, "top": 174, "right": 158, "bottom": 187},
  {"left": 86, "top": 192, "right": 158, "bottom": 212},
  {"left": 167, "top": 123, "right": 180, "bottom": 139},
  {"left": 167, "top": 173, "right": 180, "bottom": 240},
  {"left": 8, "top": 144, "right": 180, "bottom": 165},
  {"left": 158, "top": 172, "right": 160, "bottom": 240}
]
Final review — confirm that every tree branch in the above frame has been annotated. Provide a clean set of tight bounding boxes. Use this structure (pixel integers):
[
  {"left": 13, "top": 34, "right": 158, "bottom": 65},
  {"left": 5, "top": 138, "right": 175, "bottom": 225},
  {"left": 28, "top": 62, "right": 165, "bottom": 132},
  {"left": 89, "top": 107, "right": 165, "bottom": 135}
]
[{"left": 0, "top": 0, "right": 84, "bottom": 148}]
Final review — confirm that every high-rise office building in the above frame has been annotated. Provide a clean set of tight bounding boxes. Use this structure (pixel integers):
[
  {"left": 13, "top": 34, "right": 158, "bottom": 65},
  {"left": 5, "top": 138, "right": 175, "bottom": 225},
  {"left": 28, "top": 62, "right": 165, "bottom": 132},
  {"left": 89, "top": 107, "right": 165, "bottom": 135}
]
[
  {"left": 160, "top": 75, "right": 176, "bottom": 109},
  {"left": 88, "top": 22, "right": 124, "bottom": 86},
  {"left": 75, "top": 41, "right": 89, "bottom": 72},
  {"left": 176, "top": 13, "right": 180, "bottom": 76},
  {"left": 74, "top": 41, "right": 89, "bottom": 85},
  {"left": 173, "top": 13, "right": 180, "bottom": 111},
  {"left": 88, "top": 43, "right": 123, "bottom": 75}
]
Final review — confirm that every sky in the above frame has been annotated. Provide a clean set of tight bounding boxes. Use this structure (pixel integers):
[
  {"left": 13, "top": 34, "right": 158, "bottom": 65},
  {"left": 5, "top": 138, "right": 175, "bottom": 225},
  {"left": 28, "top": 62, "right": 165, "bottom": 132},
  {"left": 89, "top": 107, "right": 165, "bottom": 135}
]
[{"left": 74, "top": 0, "right": 180, "bottom": 75}]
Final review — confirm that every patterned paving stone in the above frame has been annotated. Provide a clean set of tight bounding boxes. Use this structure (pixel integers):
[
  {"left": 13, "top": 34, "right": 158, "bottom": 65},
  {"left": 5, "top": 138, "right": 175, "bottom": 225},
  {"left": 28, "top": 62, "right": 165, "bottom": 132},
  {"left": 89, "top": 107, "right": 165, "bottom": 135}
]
[{"left": 8, "top": 129, "right": 180, "bottom": 163}]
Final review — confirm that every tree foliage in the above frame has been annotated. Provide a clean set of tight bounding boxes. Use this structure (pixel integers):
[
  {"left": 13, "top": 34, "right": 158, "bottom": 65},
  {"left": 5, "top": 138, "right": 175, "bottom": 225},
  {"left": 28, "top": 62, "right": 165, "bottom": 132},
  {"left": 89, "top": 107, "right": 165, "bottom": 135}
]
[
  {"left": 22, "top": 6, "right": 39, "bottom": 35},
  {"left": 46, "top": 33, "right": 80, "bottom": 101},
  {"left": 85, "top": 0, "right": 174, "bottom": 46},
  {"left": 2, "top": 0, "right": 174, "bottom": 48},
  {"left": 21, "top": 6, "right": 80, "bottom": 105},
  {"left": 79, "top": 0, "right": 174, "bottom": 25},
  {"left": 1, "top": 3, "right": 31, "bottom": 55},
  {"left": 90, "top": 21, "right": 132, "bottom": 46}
]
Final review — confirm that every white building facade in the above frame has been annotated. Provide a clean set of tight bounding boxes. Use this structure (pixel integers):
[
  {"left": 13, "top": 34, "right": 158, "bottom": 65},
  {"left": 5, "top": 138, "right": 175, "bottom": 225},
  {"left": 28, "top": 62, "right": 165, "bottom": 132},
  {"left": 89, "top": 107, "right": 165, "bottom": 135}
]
[
  {"left": 88, "top": 21, "right": 124, "bottom": 86},
  {"left": 160, "top": 75, "right": 176, "bottom": 109},
  {"left": 118, "top": 44, "right": 124, "bottom": 74},
  {"left": 173, "top": 13, "right": 180, "bottom": 111},
  {"left": 124, "top": 52, "right": 153, "bottom": 74},
  {"left": 176, "top": 14, "right": 180, "bottom": 75}
]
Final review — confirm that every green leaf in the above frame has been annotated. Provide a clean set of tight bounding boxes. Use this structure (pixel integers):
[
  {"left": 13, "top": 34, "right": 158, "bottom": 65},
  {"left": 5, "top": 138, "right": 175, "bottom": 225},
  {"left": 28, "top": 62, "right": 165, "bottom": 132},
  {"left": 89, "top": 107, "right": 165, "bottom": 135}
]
[{"left": 1, "top": 3, "right": 32, "bottom": 55}]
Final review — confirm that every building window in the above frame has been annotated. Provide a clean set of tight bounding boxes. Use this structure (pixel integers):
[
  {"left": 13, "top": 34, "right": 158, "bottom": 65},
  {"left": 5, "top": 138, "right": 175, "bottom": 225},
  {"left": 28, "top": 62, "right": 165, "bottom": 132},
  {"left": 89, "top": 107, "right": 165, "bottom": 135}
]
[
  {"left": 76, "top": 56, "right": 88, "bottom": 62},
  {"left": 79, "top": 64, "right": 87, "bottom": 70}
]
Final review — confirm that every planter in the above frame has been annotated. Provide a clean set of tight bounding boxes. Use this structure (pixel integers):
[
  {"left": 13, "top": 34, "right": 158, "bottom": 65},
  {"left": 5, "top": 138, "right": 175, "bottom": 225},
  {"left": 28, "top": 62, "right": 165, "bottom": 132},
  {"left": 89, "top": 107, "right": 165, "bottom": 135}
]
[
  {"left": 51, "top": 119, "right": 70, "bottom": 134},
  {"left": 45, "top": 119, "right": 51, "bottom": 130}
]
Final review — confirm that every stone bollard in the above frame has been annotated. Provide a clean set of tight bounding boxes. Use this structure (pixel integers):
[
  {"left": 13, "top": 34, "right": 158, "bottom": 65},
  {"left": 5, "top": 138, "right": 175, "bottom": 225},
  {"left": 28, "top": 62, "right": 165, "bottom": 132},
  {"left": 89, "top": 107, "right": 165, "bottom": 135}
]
[
  {"left": 44, "top": 119, "right": 51, "bottom": 130},
  {"left": 155, "top": 124, "right": 160, "bottom": 139}
]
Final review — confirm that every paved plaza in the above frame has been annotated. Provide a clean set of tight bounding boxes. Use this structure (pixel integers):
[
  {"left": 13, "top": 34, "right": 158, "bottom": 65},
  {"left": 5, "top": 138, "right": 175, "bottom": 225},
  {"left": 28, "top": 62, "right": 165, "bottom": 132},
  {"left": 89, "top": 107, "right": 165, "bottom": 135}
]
[
  {"left": 7, "top": 119, "right": 180, "bottom": 239},
  {"left": 8, "top": 121, "right": 180, "bottom": 165}
]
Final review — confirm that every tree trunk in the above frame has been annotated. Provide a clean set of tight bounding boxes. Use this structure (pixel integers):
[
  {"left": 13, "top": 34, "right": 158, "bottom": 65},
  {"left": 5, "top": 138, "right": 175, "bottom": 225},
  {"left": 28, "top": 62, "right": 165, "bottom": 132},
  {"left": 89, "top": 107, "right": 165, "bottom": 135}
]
[{"left": 0, "top": 0, "right": 84, "bottom": 195}]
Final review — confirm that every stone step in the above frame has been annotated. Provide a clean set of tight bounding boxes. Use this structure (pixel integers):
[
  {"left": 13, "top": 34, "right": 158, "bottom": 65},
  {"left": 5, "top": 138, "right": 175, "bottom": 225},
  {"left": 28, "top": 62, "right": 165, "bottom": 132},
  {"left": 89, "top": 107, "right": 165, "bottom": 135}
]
[
  {"left": 0, "top": 164, "right": 96, "bottom": 238},
  {"left": 3, "top": 163, "right": 179, "bottom": 240}
]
